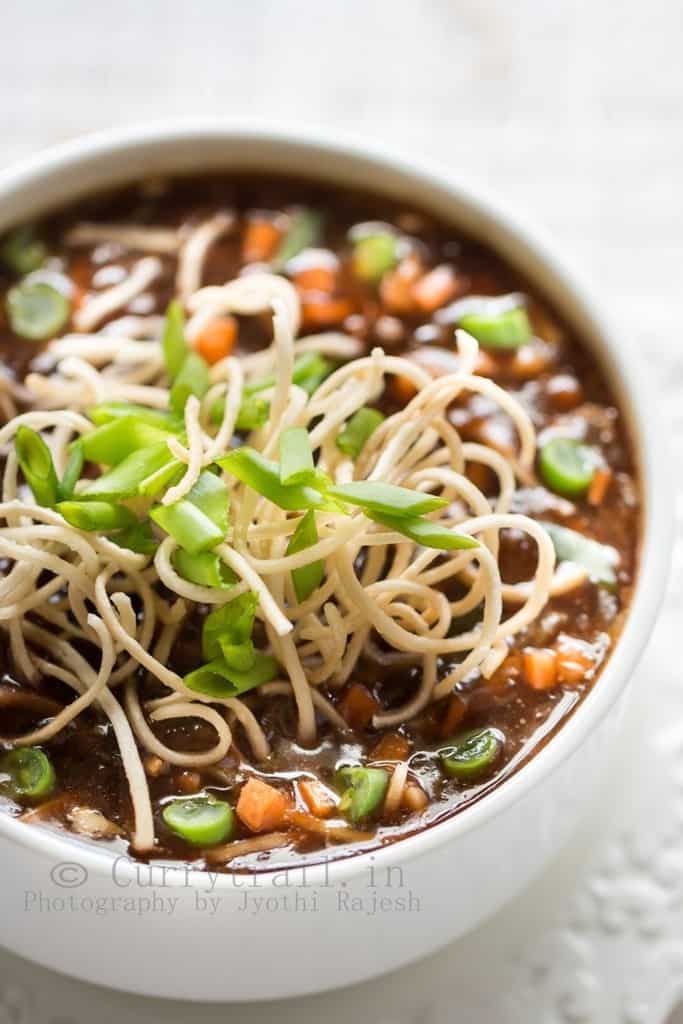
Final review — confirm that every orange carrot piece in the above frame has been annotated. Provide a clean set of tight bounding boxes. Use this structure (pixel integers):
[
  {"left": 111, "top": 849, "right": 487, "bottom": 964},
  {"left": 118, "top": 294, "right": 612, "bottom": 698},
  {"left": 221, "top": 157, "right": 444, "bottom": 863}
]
[
  {"left": 391, "top": 375, "right": 419, "bottom": 405},
  {"left": 193, "top": 316, "right": 238, "bottom": 365},
  {"left": 339, "top": 683, "right": 381, "bottom": 730},
  {"left": 440, "top": 694, "right": 467, "bottom": 737},
  {"left": 298, "top": 779, "right": 337, "bottom": 819},
  {"left": 380, "top": 256, "right": 422, "bottom": 314},
  {"left": 236, "top": 777, "right": 291, "bottom": 833},
  {"left": 294, "top": 265, "right": 337, "bottom": 293},
  {"left": 401, "top": 784, "right": 429, "bottom": 813},
  {"left": 522, "top": 647, "right": 558, "bottom": 691},
  {"left": 411, "top": 264, "right": 459, "bottom": 313},
  {"left": 371, "top": 733, "right": 411, "bottom": 762},
  {"left": 300, "top": 295, "right": 355, "bottom": 329},
  {"left": 587, "top": 467, "right": 612, "bottom": 506},
  {"left": 242, "top": 219, "right": 281, "bottom": 263}
]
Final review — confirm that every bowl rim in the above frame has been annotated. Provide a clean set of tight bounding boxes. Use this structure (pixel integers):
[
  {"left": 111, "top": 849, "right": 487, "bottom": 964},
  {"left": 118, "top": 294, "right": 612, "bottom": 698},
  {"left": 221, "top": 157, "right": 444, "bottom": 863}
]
[{"left": 0, "top": 119, "right": 672, "bottom": 888}]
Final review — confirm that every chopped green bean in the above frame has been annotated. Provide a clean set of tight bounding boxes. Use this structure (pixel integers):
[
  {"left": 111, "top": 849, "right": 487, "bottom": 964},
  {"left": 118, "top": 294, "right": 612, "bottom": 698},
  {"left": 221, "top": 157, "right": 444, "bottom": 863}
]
[
  {"left": 162, "top": 796, "right": 234, "bottom": 847},
  {"left": 335, "top": 766, "right": 388, "bottom": 823}
]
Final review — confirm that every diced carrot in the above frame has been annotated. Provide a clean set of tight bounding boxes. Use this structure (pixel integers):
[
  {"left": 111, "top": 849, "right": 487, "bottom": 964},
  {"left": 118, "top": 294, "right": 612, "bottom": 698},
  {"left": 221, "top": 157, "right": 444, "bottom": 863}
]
[
  {"left": 587, "top": 467, "right": 612, "bottom": 506},
  {"left": 440, "top": 694, "right": 467, "bottom": 737},
  {"left": 371, "top": 732, "right": 411, "bottom": 762},
  {"left": 380, "top": 256, "right": 422, "bottom": 314},
  {"left": 522, "top": 647, "right": 558, "bottom": 691},
  {"left": 242, "top": 219, "right": 281, "bottom": 264},
  {"left": 300, "top": 295, "right": 355, "bottom": 329},
  {"left": 236, "top": 777, "right": 291, "bottom": 833},
  {"left": 193, "top": 316, "right": 238, "bottom": 365},
  {"left": 401, "top": 784, "right": 429, "bottom": 813},
  {"left": 298, "top": 779, "right": 337, "bottom": 819},
  {"left": 554, "top": 635, "right": 595, "bottom": 685},
  {"left": 294, "top": 265, "right": 337, "bottom": 293},
  {"left": 411, "top": 264, "right": 459, "bottom": 313},
  {"left": 71, "top": 284, "right": 87, "bottom": 311},
  {"left": 391, "top": 375, "right": 419, "bottom": 404},
  {"left": 339, "top": 683, "right": 381, "bottom": 730}
]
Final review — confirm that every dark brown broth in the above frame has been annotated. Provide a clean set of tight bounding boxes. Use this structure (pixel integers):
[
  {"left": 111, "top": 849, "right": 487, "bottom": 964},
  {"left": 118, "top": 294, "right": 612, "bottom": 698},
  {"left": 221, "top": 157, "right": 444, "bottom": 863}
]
[{"left": 0, "top": 174, "right": 640, "bottom": 870}]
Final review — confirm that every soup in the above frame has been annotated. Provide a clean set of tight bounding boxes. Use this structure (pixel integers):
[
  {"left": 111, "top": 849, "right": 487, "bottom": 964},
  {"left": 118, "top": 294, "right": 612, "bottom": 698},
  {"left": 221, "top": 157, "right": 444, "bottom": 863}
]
[{"left": 0, "top": 175, "right": 639, "bottom": 870}]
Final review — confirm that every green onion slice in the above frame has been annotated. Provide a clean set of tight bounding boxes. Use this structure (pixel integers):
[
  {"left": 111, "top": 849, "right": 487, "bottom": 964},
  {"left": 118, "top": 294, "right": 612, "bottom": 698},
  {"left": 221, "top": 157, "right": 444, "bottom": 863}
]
[
  {"left": 58, "top": 500, "right": 137, "bottom": 532},
  {"left": 335, "top": 766, "right": 388, "bottom": 823},
  {"left": 1, "top": 225, "right": 47, "bottom": 276},
  {"left": 79, "top": 418, "right": 175, "bottom": 466},
  {"left": 541, "top": 521, "right": 619, "bottom": 587},
  {"left": 162, "top": 300, "right": 188, "bottom": 380},
  {"left": 202, "top": 592, "right": 258, "bottom": 666},
  {"left": 327, "top": 480, "right": 448, "bottom": 518},
  {"left": 0, "top": 748, "right": 56, "bottom": 802},
  {"left": 217, "top": 448, "right": 337, "bottom": 513},
  {"left": 439, "top": 727, "right": 505, "bottom": 782},
  {"left": 88, "top": 401, "right": 184, "bottom": 433},
  {"left": 6, "top": 281, "right": 70, "bottom": 341},
  {"left": 184, "top": 652, "right": 279, "bottom": 698},
  {"left": 169, "top": 351, "right": 209, "bottom": 417},
  {"left": 81, "top": 442, "right": 175, "bottom": 501},
  {"left": 460, "top": 305, "right": 531, "bottom": 350},
  {"left": 171, "top": 548, "right": 237, "bottom": 589},
  {"left": 15, "top": 425, "right": 59, "bottom": 506},
  {"left": 336, "top": 407, "right": 385, "bottom": 459},
  {"left": 279, "top": 427, "right": 315, "bottom": 486},
  {"left": 539, "top": 437, "right": 596, "bottom": 498},
  {"left": 368, "top": 510, "right": 478, "bottom": 551},
  {"left": 162, "top": 796, "right": 234, "bottom": 847},
  {"left": 351, "top": 234, "right": 398, "bottom": 283},
  {"left": 272, "top": 209, "right": 323, "bottom": 271},
  {"left": 286, "top": 510, "right": 325, "bottom": 602},
  {"left": 58, "top": 442, "right": 84, "bottom": 501}
]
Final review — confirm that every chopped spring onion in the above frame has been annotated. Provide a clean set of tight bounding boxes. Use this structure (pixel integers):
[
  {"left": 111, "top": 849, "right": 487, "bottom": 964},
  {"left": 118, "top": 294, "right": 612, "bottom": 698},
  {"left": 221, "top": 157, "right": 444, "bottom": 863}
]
[
  {"left": 335, "top": 766, "right": 388, "bottom": 823},
  {"left": 162, "top": 299, "right": 188, "bottom": 379},
  {"left": 202, "top": 592, "right": 258, "bottom": 668},
  {"left": 439, "top": 727, "right": 505, "bottom": 781},
  {"left": 459, "top": 304, "right": 531, "bottom": 350},
  {"left": 279, "top": 427, "right": 315, "bottom": 486},
  {"left": 539, "top": 437, "right": 596, "bottom": 498},
  {"left": 541, "top": 521, "right": 619, "bottom": 587},
  {"left": 1, "top": 225, "right": 47, "bottom": 276},
  {"left": 368, "top": 510, "right": 478, "bottom": 550},
  {"left": 15, "top": 425, "right": 59, "bottom": 506},
  {"left": 138, "top": 458, "right": 184, "bottom": 499},
  {"left": 110, "top": 519, "right": 157, "bottom": 556},
  {"left": 169, "top": 351, "right": 209, "bottom": 417},
  {"left": 272, "top": 208, "right": 323, "bottom": 271},
  {"left": 88, "top": 401, "right": 184, "bottom": 433},
  {"left": 209, "top": 393, "right": 270, "bottom": 431},
  {"left": 57, "top": 442, "right": 84, "bottom": 501},
  {"left": 6, "top": 281, "right": 70, "bottom": 341},
  {"left": 327, "top": 480, "right": 448, "bottom": 518},
  {"left": 162, "top": 796, "right": 234, "bottom": 847},
  {"left": 151, "top": 500, "right": 223, "bottom": 555},
  {"left": 0, "top": 748, "right": 56, "bottom": 802},
  {"left": 351, "top": 234, "right": 398, "bottom": 283},
  {"left": 58, "top": 500, "right": 137, "bottom": 532},
  {"left": 171, "top": 548, "right": 237, "bottom": 589},
  {"left": 79, "top": 418, "right": 175, "bottom": 466},
  {"left": 217, "top": 448, "right": 337, "bottom": 512},
  {"left": 81, "top": 442, "right": 175, "bottom": 501},
  {"left": 184, "top": 652, "right": 279, "bottom": 698},
  {"left": 336, "top": 407, "right": 385, "bottom": 459},
  {"left": 151, "top": 471, "right": 229, "bottom": 555},
  {"left": 286, "top": 510, "right": 325, "bottom": 602}
]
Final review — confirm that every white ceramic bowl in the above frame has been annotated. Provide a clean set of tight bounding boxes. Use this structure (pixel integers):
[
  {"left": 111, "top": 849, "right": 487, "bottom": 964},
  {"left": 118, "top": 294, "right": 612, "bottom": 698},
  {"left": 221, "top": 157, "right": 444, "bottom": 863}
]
[{"left": 0, "top": 123, "right": 671, "bottom": 1002}]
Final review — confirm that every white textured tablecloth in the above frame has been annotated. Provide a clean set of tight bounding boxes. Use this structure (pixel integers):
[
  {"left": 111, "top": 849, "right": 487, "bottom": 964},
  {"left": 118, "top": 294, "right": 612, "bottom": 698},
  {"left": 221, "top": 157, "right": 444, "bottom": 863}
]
[{"left": 1, "top": 2, "right": 682, "bottom": 1020}]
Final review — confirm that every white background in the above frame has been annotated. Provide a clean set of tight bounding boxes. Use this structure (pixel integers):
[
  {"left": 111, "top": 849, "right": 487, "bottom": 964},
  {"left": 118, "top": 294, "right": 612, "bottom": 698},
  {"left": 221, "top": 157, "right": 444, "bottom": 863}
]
[{"left": 1, "top": 2, "right": 682, "bottom": 1021}]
